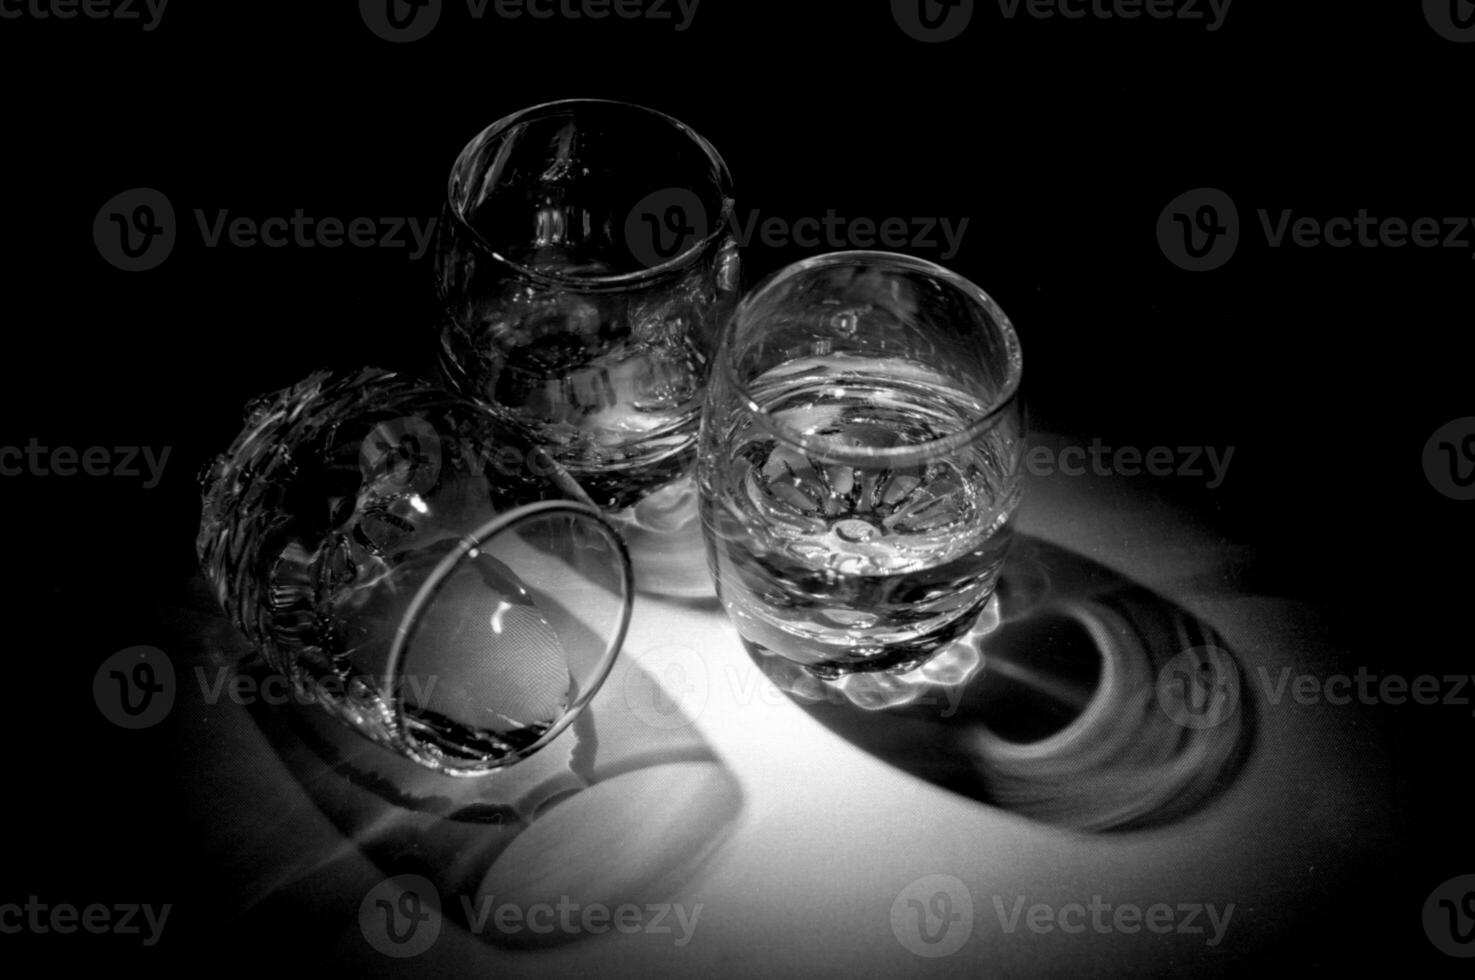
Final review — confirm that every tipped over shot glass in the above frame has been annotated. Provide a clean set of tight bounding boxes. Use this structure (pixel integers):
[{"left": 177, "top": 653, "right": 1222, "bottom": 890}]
[
  {"left": 698, "top": 251, "right": 1024, "bottom": 691},
  {"left": 434, "top": 97, "right": 740, "bottom": 516},
  {"left": 196, "top": 368, "right": 634, "bottom": 776}
]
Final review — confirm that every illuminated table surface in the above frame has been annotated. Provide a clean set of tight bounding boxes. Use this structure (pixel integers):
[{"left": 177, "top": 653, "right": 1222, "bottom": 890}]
[{"left": 168, "top": 460, "right": 1387, "bottom": 978}]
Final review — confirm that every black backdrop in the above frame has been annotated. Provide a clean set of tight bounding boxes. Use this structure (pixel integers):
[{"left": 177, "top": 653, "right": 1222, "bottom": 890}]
[{"left": 2, "top": 1, "right": 1472, "bottom": 974}]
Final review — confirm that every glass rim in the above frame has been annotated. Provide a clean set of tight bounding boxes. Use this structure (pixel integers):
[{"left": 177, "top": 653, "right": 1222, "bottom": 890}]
[
  {"left": 720, "top": 250, "right": 1024, "bottom": 465},
  {"left": 445, "top": 97, "right": 736, "bottom": 291},
  {"left": 384, "top": 498, "right": 634, "bottom": 777}
]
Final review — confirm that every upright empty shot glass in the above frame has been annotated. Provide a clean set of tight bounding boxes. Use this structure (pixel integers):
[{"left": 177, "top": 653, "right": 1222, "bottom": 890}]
[
  {"left": 435, "top": 98, "right": 740, "bottom": 513},
  {"left": 698, "top": 252, "right": 1024, "bottom": 681}
]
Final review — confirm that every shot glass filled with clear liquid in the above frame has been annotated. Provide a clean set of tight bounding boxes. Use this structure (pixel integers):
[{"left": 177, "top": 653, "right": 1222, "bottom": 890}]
[{"left": 698, "top": 252, "right": 1024, "bottom": 680}]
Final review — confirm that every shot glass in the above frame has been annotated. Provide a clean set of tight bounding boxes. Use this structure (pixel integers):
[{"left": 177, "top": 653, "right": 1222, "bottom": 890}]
[
  {"left": 698, "top": 252, "right": 1024, "bottom": 681},
  {"left": 435, "top": 98, "right": 740, "bottom": 514},
  {"left": 197, "top": 367, "right": 633, "bottom": 776}
]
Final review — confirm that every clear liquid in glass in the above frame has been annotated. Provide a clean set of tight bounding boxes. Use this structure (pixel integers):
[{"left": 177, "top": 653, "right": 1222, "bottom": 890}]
[{"left": 701, "top": 355, "right": 1019, "bottom": 677}]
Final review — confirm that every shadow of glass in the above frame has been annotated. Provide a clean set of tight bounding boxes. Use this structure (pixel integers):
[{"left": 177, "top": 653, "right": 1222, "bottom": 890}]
[
  {"left": 242, "top": 592, "right": 744, "bottom": 950},
  {"left": 751, "top": 534, "right": 1258, "bottom": 833}
]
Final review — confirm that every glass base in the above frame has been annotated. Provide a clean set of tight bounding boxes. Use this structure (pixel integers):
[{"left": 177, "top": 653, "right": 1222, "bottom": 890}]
[{"left": 744, "top": 593, "right": 998, "bottom": 710}]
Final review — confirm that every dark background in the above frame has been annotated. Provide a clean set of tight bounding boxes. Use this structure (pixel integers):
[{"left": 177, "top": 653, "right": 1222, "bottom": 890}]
[{"left": 1, "top": 0, "right": 1471, "bottom": 973}]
